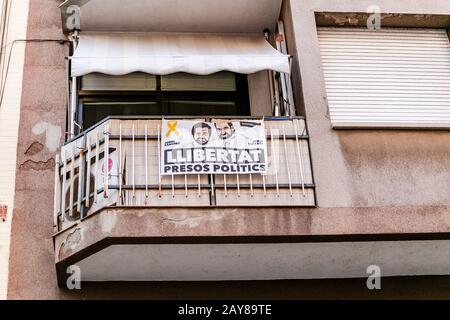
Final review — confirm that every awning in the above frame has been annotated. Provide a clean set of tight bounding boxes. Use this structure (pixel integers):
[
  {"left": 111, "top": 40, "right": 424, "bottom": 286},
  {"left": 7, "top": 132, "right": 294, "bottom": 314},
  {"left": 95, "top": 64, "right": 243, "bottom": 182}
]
[
  {"left": 60, "top": 0, "right": 283, "bottom": 34},
  {"left": 70, "top": 33, "right": 291, "bottom": 77}
]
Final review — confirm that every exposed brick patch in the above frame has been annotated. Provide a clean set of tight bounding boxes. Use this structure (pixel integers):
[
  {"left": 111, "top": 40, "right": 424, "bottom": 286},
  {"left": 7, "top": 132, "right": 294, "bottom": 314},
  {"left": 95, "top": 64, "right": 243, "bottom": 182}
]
[
  {"left": 24, "top": 142, "right": 44, "bottom": 156},
  {"left": 0, "top": 205, "right": 7, "bottom": 221},
  {"left": 19, "top": 158, "right": 55, "bottom": 171}
]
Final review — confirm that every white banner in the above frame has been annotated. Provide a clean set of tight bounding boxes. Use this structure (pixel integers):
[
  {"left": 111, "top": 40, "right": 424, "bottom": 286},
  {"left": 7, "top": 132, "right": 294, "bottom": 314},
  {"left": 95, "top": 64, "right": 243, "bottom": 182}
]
[
  {"left": 87, "top": 150, "right": 119, "bottom": 215},
  {"left": 161, "top": 119, "right": 267, "bottom": 175}
]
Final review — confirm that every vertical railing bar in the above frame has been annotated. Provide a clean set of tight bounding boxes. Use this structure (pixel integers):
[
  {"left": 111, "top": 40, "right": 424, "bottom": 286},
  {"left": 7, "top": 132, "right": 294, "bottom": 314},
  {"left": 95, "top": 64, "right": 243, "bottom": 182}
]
[
  {"left": 224, "top": 174, "right": 228, "bottom": 197},
  {"left": 283, "top": 125, "right": 293, "bottom": 197},
  {"left": 170, "top": 127, "right": 175, "bottom": 197},
  {"left": 94, "top": 131, "right": 99, "bottom": 204},
  {"left": 85, "top": 136, "right": 91, "bottom": 208},
  {"left": 53, "top": 154, "right": 61, "bottom": 230},
  {"left": 157, "top": 124, "right": 162, "bottom": 198},
  {"left": 132, "top": 123, "right": 136, "bottom": 203},
  {"left": 119, "top": 123, "right": 123, "bottom": 206},
  {"left": 262, "top": 174, "right": 267, "bottom": 197},
  {"left": 271, "top": 129, "right": 280, "bottom": 197},
  {"left": 249, "top": 174, "right": 254, "bottom": 197},
  {"left": 210, "top": 174, "right": 216, "bottom": 206},
  {"left": 77, "top": 148, "right": 84, "bottom": 212},
  {"left": 69, "top": 145, "right": 75, "bottom": 217},
  {"left": 172, "top": 174, "right": 175, "bottom": 198},
  {"left": 197, "top": 174, "right": 201, "bottom": 197},
  {"left": 145, "top": 123, "right": 149, "bottom": 201},
  {"left": 263, "top": 127, "right": 267, "bottom": 197},
  {"left": 185, "top": 175, "right": 188, "bottom": 198},
  {"left": 210, "top": 174, "right": 214, "bottom": 195},
  {"left": 61, "top": 150, "right": 67, "bottom": 223},
  {"left": 104, "top": 124, "right": 110, "bottom": 199},
  {"left": 79, "top": 133, "right": 88, "bottom": 219},
  {"left": 235, "top": 117, "right": 240, "bottom": 197},
  {"left": 294, "top": 121, "right": 306, "bottom": 197}
]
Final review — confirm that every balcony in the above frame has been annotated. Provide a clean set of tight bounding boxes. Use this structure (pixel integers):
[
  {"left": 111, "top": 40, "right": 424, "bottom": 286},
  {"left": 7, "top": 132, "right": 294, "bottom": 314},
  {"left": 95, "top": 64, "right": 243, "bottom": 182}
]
[
  {"left": 54, "top": 116, "right": 315, "bottom": 231},
  {"left": 53, "top": 116, "right": 315, "bottom": 284},
  {"left": 53, "top": 0, "right": 318, "bottom": 283}
]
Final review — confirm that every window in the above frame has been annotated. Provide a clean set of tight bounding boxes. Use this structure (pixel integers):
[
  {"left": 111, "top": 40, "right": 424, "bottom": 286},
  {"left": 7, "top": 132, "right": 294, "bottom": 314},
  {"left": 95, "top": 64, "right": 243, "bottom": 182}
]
[
  {"left": 318, "top": 27, "right": 450, "bottom": 129},
  {"left": 78, "top": 72, "right": 250, "bottom": 131}
]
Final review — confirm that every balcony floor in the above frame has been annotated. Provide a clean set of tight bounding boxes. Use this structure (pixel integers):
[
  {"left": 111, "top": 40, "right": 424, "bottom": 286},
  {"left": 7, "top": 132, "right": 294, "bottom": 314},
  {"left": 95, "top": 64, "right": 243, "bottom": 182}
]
[{"left": 54, "top": 205, "right": 450, "bottom": 285}]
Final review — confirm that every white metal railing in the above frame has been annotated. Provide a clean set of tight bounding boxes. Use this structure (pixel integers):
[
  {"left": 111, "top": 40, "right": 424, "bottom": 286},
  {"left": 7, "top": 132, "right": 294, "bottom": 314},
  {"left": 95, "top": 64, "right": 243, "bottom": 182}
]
[{"left": 54, "top": 116, "right": 316, "bottom": 231}]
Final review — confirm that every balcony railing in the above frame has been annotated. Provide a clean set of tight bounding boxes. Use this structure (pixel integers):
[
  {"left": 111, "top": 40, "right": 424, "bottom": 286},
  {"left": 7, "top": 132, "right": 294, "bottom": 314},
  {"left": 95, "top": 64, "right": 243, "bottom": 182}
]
[{"left": 54, "top": 116, "right": 316, "bottom": 232}]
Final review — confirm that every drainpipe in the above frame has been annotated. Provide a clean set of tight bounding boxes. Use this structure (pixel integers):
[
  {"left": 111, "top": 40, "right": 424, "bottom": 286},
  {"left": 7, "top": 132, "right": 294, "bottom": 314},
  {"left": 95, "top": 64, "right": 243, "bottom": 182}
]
[
  {"left": 264, "top": 29, "right": 280, "bottom": 117},
  {"left": 0, "top": 0, "right": 9, "bottom": 94},
  {"left": 69, "top": 30, "right": 79, "bottom": 138}
]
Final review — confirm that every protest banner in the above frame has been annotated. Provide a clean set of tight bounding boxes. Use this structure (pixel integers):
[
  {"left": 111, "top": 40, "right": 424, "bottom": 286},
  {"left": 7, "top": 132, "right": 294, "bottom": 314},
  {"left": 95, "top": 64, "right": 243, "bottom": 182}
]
[{"left": 161, "top": 119, "right": 267, "bottom": 175}]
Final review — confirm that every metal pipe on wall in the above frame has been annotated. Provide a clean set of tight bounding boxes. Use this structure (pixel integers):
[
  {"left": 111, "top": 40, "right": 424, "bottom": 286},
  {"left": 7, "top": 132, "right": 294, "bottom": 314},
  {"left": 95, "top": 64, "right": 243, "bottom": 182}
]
[
  {"left": 70, "top": 76, "right": 77, "bottom": 137},
  {"left": 0, "top": 0, "right": 10, "bottom": 94},
  {"left": 69, "top": 30, "right": 79, "bottom": 138}
]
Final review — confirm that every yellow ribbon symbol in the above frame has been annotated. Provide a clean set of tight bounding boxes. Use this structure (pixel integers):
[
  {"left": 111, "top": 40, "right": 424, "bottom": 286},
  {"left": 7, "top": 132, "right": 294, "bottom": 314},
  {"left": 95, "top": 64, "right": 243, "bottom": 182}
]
[{"left": 166, "top": 120, "right": 180, "bottom": 138}]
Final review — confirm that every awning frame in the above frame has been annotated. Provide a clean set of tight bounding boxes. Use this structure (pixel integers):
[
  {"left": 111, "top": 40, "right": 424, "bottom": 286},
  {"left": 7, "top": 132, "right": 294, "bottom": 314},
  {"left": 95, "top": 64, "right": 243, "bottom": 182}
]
[
  {"left": 69, "top": 32, "right": 291, "bottom": 77},
  {"left": 66, "top": 28, "right": 296, "bottom": 137}
]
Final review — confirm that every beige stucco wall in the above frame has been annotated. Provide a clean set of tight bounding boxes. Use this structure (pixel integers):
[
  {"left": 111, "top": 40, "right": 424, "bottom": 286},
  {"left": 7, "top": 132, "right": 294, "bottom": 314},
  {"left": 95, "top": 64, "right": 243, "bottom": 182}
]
[
  {"left": 6, "top": 0, "right": 450, "bottom": 299},
  {"left": 7, "top": 0, "right": 69, "bottom": 299},
  {"left": 0, "top": 0, "right": 29, "bottom": 300},
  {"left": 286, "top": 0, "right": 450, "bottom": 208}
]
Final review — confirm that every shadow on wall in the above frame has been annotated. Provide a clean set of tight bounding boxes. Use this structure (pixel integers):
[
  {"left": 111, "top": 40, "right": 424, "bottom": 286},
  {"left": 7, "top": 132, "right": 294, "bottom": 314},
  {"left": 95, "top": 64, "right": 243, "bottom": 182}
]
[
  {"left": 54, "top": 276, "right": 450, "bottom": 300},
  {"left": 336, "top": 130, "right": 450, "bottom": 207}
]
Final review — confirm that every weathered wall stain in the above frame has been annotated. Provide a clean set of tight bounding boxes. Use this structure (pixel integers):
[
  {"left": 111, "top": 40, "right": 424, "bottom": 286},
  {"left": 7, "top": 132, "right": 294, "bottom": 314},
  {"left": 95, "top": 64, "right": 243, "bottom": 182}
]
[
  {"left": 322, "top": 13, "right": 360, "bottom": 25},
  {"left": 161, "top": 216, "right": 205, "bottom": 228},
  {"left": 32, "top": 121, "right": 62, "bottom": 152},
  {"left": 100, "top": 213, "right": 118, "bottom": 234},
  {"left": 19, "top": 158, "right": 55, "bottom": 171},
  {"left": 337, "top": 130, "right": 450, "bottom": 207},
  {"left": 24, "top": 142, "right": 44, "bottom": 156},
  {"left": 316, "top": 12, "right": 450, "bottom": 28},
  {"left": 58, "top": 228, "right": 82, "bottom": 261}
]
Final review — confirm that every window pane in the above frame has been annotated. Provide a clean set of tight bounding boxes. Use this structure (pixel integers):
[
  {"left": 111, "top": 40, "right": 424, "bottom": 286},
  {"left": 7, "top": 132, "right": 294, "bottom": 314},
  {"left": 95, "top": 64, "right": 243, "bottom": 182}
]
[
  {"left": 165, "top": 100, "right": 238, "bottom": 116},
  {"left": 81, "top": 73, "right": 157, "bottom": 91},
  {"left": 161, "top": 72, "right": 236, "bottom": 91},
  {"left": 83, "top": 102, "right": 160, "bottom": 129}
]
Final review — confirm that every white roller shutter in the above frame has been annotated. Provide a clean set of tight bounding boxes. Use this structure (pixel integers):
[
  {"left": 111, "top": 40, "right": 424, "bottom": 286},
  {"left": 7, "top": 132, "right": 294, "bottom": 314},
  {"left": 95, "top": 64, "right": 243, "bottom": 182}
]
[{"left": 317, "top": 27, "right": 450, "bottom": 129}]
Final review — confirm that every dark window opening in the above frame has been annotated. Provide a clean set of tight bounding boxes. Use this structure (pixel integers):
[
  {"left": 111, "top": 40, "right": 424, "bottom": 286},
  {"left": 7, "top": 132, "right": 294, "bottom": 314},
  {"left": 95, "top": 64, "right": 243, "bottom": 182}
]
[{"left": 78, "top": 72, "right": 250, "bottom": 132}]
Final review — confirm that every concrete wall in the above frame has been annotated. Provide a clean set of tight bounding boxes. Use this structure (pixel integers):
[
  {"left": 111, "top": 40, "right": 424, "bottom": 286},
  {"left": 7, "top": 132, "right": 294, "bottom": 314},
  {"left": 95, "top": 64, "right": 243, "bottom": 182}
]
[
  {"left": 6, "top": 0, "right": 450, "bottom": 299},
  {"left": 0, "top": 0, "right": 29, "bottom": 300},
  {"left": 7, "top": 0, "right": 68, "bottom": 299},
  {"left": 287, "top": 0, "right": 450, "bottom": 208}
]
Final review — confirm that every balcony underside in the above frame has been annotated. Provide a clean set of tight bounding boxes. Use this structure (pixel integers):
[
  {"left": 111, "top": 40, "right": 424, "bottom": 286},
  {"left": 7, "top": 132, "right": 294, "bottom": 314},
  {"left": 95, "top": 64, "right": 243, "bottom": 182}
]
[
  {"left": 60, "top": 0, "right": 283, "bottom": 34},
  {"left": 54, "top": 205, "right": 450, "bottom": 286}
]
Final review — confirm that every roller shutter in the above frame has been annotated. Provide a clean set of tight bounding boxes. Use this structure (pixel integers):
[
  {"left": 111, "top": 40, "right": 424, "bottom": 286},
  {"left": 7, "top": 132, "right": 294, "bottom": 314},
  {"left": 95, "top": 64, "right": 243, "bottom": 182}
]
[{"left": 317, "top": 27, "right": 450, "bottom": 128}]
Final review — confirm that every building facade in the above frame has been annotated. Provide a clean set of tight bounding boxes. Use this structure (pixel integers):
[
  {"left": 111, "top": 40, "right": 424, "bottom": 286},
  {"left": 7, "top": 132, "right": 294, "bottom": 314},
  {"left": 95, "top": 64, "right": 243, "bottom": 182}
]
[
  {"left": 0, "top": 0, "right": 29, "bottom": 300},
  {"left": 1, "top": 0, "right": 450, "bottom": 299}
]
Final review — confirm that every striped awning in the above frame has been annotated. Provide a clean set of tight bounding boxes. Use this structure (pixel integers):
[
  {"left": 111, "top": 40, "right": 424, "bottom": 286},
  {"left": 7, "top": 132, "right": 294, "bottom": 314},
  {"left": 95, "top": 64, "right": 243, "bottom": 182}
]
[{"left": 70, "top": 33, "right": 291, "bottom": 77}]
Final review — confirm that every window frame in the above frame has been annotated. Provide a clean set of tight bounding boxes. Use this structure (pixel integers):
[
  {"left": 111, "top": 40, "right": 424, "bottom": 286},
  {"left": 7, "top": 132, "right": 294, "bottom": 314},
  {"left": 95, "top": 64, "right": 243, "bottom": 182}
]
[{"left": 76, "top": 73, "right": 251, "bottom": 133}]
